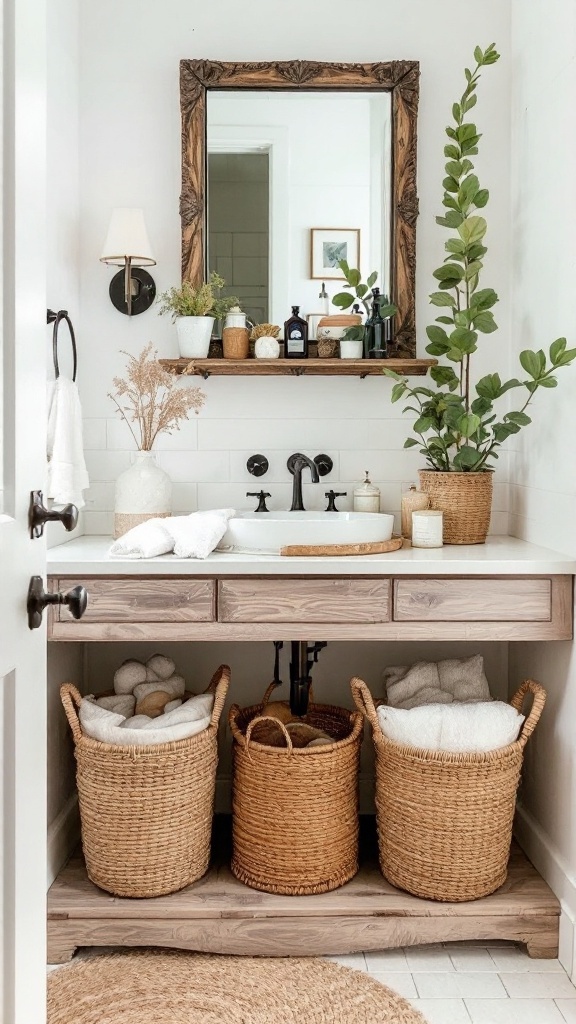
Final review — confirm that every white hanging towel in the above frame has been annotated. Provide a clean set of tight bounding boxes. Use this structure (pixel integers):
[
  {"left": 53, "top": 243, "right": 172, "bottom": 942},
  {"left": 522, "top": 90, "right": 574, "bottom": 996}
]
[{"left": 46, "top": 376, "right": 90, "bottom": 509}]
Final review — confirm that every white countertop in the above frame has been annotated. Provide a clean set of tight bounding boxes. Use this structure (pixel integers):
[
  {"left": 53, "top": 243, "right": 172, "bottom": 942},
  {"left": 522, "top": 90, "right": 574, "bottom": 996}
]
[{"left": 47, "top": 535, "right": 576, "bottom": 576}]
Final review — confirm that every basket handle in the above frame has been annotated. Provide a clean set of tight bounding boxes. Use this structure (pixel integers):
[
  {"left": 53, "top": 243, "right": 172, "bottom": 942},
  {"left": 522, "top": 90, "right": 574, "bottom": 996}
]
[
  {"left": 261, "top": 681, "right": 281, "bottom": 708},
  {"left": 245, "top": 715, "right": 293, "bottom": 752},
  {"left": 510, "top": 679, "right": 546, "bottom": 749},
  {"left": 350, "top": 677, "right": 383, "bottom": 739},
  {"left": 59, "top": 683, "right": 83, "bottom": 745},
  {"left": 206, "top": 664, "right": 231, "bottom": 728}
]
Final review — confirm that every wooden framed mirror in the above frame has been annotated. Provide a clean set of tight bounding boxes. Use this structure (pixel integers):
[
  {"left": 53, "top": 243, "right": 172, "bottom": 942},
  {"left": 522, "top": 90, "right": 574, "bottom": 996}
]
[{"left": 180, "top": 60, "right": 419, "bottom": 356}]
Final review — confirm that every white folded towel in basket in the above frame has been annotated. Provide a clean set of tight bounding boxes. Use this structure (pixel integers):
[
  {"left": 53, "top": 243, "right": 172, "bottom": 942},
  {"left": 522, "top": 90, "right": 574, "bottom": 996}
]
[
  {"left": 109, "top": 508, "right": 236, "bottom": 559},
  {"left": 377, "top": 700, "right": 525, "bottom": 754}
]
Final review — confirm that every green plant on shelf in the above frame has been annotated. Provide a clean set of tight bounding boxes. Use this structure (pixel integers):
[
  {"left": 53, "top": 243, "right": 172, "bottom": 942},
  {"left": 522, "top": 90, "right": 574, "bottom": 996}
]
[
  {"left": 384, "top": 42, "right": 576, "bottom": 472},
  {"left": 158, "top": 272, "right": 239, "bottom": 321},
  {"left": 332, "top": 262, "right": 397, "bottom": 320}
]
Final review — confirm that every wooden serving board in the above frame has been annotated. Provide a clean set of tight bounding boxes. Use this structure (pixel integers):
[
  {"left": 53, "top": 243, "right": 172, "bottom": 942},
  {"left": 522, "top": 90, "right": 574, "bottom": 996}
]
[{"left": 280, "top": 536, "right": 405, "bottom": 558}]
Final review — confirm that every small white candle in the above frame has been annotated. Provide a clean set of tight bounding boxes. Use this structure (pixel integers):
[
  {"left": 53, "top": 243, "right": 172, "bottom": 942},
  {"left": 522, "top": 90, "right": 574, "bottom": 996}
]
[{"left": 411, "top": 509, "right": 443, "bottom": 548}]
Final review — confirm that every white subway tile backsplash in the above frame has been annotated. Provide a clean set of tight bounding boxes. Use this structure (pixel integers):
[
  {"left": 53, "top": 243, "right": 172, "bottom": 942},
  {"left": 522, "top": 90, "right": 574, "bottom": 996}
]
[
  {"left": 84, "top": 479, "right": 115, "bottom": 510},
  {"left": 106, "top": 416, "right": 198, "bottom": 452},
  {"left": 198, "top": 418, "right": 369, "bottom": 451},
  {"left": 339, "top": 450, "right": 422, "bottom": 481},
  {"left": 171, "top": 483, "right": 198, "bottom": 513},
  {"left": 83, "top": 510, "right": 113, "bottom": 535},
  {"left": 82, "top": 418, "right": 107, "bottom": 450},
  {"left": 84, "top": 449, "right": 132, "bottom": 480},
  {"left": 197, "top": 376, "right": 409, "bottom": 420},
  {"left": 198, "top": 481, "right": 293, "bottom": 512},
  {"left": 156, "top": 450, "right": 230, "bottom": 483}
]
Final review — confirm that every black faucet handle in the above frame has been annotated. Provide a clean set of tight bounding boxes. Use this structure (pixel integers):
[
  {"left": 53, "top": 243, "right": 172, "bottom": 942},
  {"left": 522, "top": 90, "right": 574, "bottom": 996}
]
[
  {"left": 247, "top": 490, "right": 271, "bottom": 512},
  {"left": 325, "top": 490, "right": 347, "bottom": 512}
]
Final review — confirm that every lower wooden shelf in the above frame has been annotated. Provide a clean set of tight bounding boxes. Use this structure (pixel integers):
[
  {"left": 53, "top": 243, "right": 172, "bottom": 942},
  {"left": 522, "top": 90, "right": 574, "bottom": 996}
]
[
  {"left": 159, "top": 356, "right": 436, "bottom": 378},
  {"left": 47, "top": 822, "right": 559, "bottom": 963}
]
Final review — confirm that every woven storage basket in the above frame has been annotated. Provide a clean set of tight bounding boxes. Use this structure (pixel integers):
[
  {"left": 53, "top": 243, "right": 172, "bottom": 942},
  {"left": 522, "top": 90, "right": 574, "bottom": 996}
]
[
  {"left": 419, "top": 469, "right": 493, "bottom": 544},
  {"left": 351, "top": 677, "right": 546, "bottom": 902},
  {"left": 60, "top": 665, "right": 230, "bottom": 898},
  {"left": 229, "top": 683, "right": 363, "bottom": 895}
]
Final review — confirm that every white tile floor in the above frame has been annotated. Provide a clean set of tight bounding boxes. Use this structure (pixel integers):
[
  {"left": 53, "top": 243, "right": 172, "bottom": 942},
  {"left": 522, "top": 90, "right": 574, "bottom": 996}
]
[
  {"left": 47, "top": 941, "right": 576, "bottom": 1023},
  {"left": 326, "top": 942, "right": 576, "bottom": 1023}
]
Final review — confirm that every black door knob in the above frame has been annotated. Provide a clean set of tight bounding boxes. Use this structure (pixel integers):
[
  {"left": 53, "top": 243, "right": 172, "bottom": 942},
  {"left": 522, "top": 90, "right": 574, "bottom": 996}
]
[
  {"left": 29, "top": 490, "right": 79, "bottom": 539},
  {"left": 27, "top": 576, "right": 88, "bottom": 630}
]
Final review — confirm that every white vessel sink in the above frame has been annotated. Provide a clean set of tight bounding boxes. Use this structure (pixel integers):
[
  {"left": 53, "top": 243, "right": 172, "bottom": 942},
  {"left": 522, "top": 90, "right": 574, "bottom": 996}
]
[{"left": 219, "top": 510, "right": 395, "bottom": 554}]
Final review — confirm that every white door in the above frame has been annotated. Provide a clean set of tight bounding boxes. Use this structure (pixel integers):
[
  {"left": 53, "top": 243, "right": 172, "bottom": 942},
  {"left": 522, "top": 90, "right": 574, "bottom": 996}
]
[{"left": 1, "top": 0, "right": 48, "bottom": 1021}]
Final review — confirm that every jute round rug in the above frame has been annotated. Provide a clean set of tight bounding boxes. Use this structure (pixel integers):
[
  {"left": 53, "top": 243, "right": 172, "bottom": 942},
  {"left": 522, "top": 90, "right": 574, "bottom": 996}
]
[{"left": 47, "top": 949, "right": 428, "bottom": 1023}]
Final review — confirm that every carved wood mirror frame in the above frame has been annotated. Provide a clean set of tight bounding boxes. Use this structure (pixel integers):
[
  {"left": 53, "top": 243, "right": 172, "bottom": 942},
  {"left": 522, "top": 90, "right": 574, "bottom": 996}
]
[{"left": 180, "top": 59, "right": 419, "bottom": 356}]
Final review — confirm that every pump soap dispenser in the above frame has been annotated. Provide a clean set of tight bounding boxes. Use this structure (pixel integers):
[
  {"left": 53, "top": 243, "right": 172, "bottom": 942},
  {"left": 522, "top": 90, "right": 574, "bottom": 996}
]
[{"left": 353, "top": 471, "right": 381, "bottom": 513}]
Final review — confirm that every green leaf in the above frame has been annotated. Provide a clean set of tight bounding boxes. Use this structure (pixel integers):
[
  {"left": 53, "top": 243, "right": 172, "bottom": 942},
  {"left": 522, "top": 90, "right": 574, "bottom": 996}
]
[
  {"left": 463, "top": 93, "right": 477, "bottom": 113},
  {"left": 413, "top": 416, "right": 434, "bottom": 434},
  {"left": 430, "top": 365, "right": 460, "bottom": 390},
  {"left": 505, "top": 411, "right": 532, "bottom": 426},
  {"left": 426, "top": 325, "right": 450, "bottom": 346},
  {"left": 347, "top": 268, "right": 361, "bottom": 287},
  {"left": 471, "top": 287, "right": 498, "bottom": 310},
  {"left": 452, "top": 102, "right": 461, "bottom": 121},
  {"left": 338, "top": 259, "right": 349, "bottom": 277},
  {"left": 444, "top": 144, "right": 460, "bottom": 160},
  {"left": 365, "top": 271, "right": 377, "bottom": 288},
  {"left": 442, "top": 176, "right": 459, "bottom": 193},
  {"left": 519, "top": 349, "right": 542, "bottom": 379},
  {"left": 332, "top": 292, "right": 354, "bottom": 309},
  {"left": 391, "top": 382, "right": 407, "bottom": 403},
  {"left": 550, "top": 337, "right": 567, "bottom": 363},
  {"left": 453, "top": 445, "right": 482, "bottom": 470},
  {"left": 471, "top": 396, "right": 493, "bottom": 416},
  {"left": 474, "top": 45, "right": 484, "bottom": 64},
  {"left": 473, "top": 310, "right": 498, "bottom": 333},
  {"left": 498, "top": 378, "right": 523, "bottom": 395},
  {"left": 464, "top": 260, "right": 483, "bottom": 281},
  {"left": 555, "top": 348, "right": 576, "bottom": 366},
  {"left": 458, "top": 215, "right": 487, "bottom": 245},
  {"left": 429, "top": 291, "right": 456, "bottom": 307},
  {"left": 436, "top": 316, "right": 454, "bottom": 324},
  {"left": 445, "top": 238, "right": 466, "bottom": 254},
  {"left": 450, "top": 327, "right": 477, "bottom": 353},
  {"left": 476, "top": 373, "right": 501, "bottom": 400},
  {"left": 445, "top": 160, "right": 462, "bottom": 178},
  {"left": 382, "top": 368, "right": 402, "bottom": 380},
  {"left": 459, "top": 174, "right": 480, "bottom": 204},
  {"left": 433, "top": 263, "right": 465, "bottom": 283},
  {"left": 436, "top": 211, "right": 464, "bottom": 229},
  {"left": 473, "top": 189, "right": 489, "bottom": 208},
  {"left": 403, "top": 437, "right": 419, "bottom": 448},
  {"left": 537, "top": 376, "right": 558, "bottom": 388}
]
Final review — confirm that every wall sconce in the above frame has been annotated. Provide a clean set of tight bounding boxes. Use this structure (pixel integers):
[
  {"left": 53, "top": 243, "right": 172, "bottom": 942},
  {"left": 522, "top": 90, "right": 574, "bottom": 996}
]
[{"left": 100, "top": 208, "right": 156, "bottom": 316}]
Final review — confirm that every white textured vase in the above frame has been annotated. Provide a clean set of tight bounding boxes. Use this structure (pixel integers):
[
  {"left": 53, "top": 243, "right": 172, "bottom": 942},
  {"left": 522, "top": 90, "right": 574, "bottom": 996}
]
[
  {"left": 176, "top": 316, "right": 215, "bottom": 358},
  {"left": 114, "top": 451, "right": 172, "bottom": 539}
]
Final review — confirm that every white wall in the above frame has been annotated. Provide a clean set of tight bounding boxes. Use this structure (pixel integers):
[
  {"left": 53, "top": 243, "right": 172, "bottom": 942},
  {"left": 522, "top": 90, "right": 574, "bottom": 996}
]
[
  {"left": 508, "top": 0, "right": 576, "bottom": 976},
  {"left": 77, "top": 0, "right": 511, "bottom": 536}
]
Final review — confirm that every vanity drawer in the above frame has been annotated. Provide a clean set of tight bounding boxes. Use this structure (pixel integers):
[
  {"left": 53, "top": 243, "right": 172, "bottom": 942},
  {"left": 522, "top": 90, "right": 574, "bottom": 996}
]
[
  {"left": 54, "top": 578, "right": 216, "bottom": 623},
  {"left": 218, "top": 579, "right": 391, "bottom": 623},
  {"left": 394, "top": 578, "right": 552, "bottom": 622}
]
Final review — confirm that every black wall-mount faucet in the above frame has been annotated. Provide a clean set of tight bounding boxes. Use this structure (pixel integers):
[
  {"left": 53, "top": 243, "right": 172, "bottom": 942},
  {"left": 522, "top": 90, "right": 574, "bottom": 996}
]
[{"left": 286, "top": 453, "right": 333, "bottom": 511}]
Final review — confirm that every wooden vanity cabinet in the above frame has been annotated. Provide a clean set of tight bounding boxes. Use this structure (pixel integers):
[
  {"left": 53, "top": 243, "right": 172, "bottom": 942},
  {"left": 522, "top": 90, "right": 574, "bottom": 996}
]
[{"left": 47, "top": 573, "right": 573, "bottom": 641}]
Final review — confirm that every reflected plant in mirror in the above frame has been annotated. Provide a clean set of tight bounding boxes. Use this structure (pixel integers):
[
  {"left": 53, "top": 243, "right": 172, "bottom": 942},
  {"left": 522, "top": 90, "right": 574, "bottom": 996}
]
[{"left": 385, "top": 43, "right": 576, "bottom": 474}]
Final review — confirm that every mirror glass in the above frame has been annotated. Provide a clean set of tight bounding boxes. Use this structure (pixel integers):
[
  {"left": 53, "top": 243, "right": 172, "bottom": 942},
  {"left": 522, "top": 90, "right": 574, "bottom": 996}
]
[{"left": 207, "top": 91, "right": 392, "bottom": 330}]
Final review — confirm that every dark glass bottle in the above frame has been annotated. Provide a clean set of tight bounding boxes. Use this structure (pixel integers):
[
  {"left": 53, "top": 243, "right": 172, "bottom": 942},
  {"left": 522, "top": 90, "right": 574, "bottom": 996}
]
[
  {"left": 364, "top": 288, "right": 391, "bottom": 359},
  {"left": 284, "top": 305, "right": 308, "bottom": 359}
]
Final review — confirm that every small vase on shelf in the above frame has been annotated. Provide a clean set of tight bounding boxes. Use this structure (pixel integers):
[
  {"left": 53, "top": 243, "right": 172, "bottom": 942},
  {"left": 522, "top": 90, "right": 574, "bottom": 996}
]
[{"left": 114, "top": 451, "right": 172, "bottom": 539}]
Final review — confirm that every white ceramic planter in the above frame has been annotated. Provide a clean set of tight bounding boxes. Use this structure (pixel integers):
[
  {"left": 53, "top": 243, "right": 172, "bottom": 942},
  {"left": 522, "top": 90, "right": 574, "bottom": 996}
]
[
  {"left": 114, "top": 451, "right": 172, "bottom": 539},
  {"left": 176, "top": 316, "right": 215, "bottom": 358},
  {"left": 340, "top": 338, "right": 364, "bottom": 359}
]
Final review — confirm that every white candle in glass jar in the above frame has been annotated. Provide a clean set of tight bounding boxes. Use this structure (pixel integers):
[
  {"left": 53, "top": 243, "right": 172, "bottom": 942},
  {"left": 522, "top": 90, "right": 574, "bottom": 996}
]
[{"left": 411, "top": 509, "right": 443, "bottom": 548}]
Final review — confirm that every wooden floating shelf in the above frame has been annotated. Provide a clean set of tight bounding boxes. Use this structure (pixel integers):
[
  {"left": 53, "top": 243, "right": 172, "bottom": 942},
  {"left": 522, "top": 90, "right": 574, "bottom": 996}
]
[
  {"left": 47, "top": 824, "right": 558, "bottom": 963},
  {"left": 159, "top": 357, "right": 437, "bottom": 379}
]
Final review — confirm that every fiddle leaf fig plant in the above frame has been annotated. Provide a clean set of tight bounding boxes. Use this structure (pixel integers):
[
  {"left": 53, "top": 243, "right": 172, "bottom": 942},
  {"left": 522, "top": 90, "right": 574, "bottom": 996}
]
[
  {"left": 384, "top": 43, "right": 576, "bottom": 472},
  {"left": 332, "top": 261, "right": 397, "bottom": 319}
]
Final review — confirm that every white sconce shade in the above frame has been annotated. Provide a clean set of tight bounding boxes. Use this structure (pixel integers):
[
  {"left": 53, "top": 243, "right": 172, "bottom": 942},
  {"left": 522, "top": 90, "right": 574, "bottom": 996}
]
[{"left": 100, "top": 208, "right": 156, "bottom": 267}]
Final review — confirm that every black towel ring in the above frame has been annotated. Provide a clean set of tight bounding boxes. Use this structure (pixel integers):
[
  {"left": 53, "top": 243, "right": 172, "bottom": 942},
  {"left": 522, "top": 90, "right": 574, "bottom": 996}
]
[{"left": 47, "top": 308, "right": 77, "bottom": 382}]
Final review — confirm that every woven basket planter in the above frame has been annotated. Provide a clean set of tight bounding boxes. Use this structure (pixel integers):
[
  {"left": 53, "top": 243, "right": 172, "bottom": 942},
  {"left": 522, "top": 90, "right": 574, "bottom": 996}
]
[
  {"left": 351, "top": 677, "right": 546, "bottom": 902},
  {"left": 419, "top": 469, "right": 493, "bottom": 544},
  {"left": 60, "top": 665, "right": 230, "bottom": 898},
  {"left": 229, "top": 684, "right": 363, "bottom": 895}
]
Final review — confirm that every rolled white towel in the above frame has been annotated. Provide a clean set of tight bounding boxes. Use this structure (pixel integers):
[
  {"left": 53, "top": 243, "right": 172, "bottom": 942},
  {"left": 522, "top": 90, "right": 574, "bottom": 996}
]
[
  {"left": 96, "top": 694, "right": 135, "bottom": 718},
  {"left": 145, "top": 666, "right": 160, "bottom": 682},
  {"left": 164, "top": 698, "right": 183, "bottom": 713},
  {"left": 120, "top": 715, "right": 153, "bottom": 730},
  {"left": 109, "top": 519, "right": 174, "bottom": 559},
  {"left": 80, "top": 700, "right": 126, "bottom": 742},
  {"left": 133, "top": 675, "right": 185, "bottom": 703},
  {"left": 114, "top": 659, "right": 147, "bottom": 695},
  {"left": 142, "top": 691, "right": 214, "bottom": 729},
  {"left": 146, "top": 654, "right": 176, "bottom": 681},
  {"left": 165, "top": 509, "right": 235, "bottom": 559},
  {"left": 377, "top": 700, "right": 525, "bottom": 753}
]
